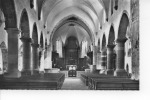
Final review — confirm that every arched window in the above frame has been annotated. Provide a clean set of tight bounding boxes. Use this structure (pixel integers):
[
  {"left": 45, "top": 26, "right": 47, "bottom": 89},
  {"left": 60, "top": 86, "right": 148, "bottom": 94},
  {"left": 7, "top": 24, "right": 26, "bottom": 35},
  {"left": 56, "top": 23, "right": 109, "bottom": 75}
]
[
  {"left": 30, "top": 0, "right": 34, "bottom": 8},
  {"left": 114, "top": 0, "right": 118, "bottom": 10},
  {"left": 98, "top": 39, "right": 100, "bottom": 52},
  {"left": 111, "top": 0, "right": 113, "bottom": 15}
]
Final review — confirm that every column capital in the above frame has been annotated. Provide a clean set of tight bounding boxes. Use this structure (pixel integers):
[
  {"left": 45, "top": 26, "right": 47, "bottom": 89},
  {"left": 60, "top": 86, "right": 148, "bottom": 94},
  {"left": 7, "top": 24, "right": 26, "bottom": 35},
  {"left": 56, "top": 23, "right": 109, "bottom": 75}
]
[
  {"left": 5, "top": 28, "right": 21, "bottom": 34},
  {"left": 20, "top": 37, "right": 31, "bottom": 43},
  {"left": 116, "top": 38, "right": 127, "bottom": 43},
  {"left": 107, "top": 44, "right": 115, "bottom": 49},
  {"left": 31, "top": 43, "right": 39, "bottom": 48}
]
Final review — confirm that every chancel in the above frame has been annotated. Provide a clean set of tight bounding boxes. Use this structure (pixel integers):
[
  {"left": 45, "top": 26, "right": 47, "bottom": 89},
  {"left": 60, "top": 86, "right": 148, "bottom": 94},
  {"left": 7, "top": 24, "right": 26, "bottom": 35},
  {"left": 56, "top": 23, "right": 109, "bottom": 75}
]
[{"left": 0, "top": 0, "right": 139, "bottom": 90}]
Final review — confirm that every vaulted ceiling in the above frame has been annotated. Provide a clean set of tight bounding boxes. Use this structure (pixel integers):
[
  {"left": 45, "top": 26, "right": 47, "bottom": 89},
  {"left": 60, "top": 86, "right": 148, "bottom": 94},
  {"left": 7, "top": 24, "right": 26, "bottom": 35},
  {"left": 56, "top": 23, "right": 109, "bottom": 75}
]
[
  {"left": 52, "top": 23, "right": 91, "bottom": 46},
  {"left": 36, "top": 0, "right": 111, "bottom": 45}
]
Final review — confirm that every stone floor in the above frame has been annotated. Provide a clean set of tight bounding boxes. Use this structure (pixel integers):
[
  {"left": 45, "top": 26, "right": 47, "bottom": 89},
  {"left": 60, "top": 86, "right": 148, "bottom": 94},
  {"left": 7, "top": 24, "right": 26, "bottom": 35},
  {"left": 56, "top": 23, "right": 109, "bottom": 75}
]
[{"left": 61, "top": 77, "right": 89, "bottom": 90}]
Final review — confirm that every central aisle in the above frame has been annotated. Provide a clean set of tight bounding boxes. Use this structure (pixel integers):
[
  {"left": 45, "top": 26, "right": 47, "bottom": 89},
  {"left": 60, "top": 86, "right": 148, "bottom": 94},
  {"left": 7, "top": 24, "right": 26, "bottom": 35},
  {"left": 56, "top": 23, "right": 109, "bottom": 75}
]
[{"left": 61, "top": 77, "right": 89, "bottom": 90}]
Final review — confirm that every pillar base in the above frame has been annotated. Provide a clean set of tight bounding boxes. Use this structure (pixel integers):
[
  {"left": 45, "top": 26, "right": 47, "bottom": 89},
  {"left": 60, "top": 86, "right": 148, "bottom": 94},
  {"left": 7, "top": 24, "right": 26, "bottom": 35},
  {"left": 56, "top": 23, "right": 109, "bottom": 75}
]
[
  {"left": 32, "top": 70, "right": 39, "bottom": 75},
  {"left": 114, "top": 69, "right": 128, "bottom": 77},
  {"left": 4, "top": 70, "right": 21, "bottom": 78},
  {"left": 105, "top": 69, "right": 114, "bottom": 75},
  {"left": 99, "top": 69, "right": 106, "bottom": 74},
  {"left": 21, "top": 70, "right": 32, "bottom": 76}
]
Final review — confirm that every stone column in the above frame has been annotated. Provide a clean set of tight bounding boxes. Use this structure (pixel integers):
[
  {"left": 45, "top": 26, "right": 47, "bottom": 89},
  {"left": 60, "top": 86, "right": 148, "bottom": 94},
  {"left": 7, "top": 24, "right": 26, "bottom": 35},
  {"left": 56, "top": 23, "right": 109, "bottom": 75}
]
[
  {"left": 31, "top": 43, "right": 39, "bottom": 75},
  {"left": 91, "top": 46, "right": 97, "bottom": 73},
  {"left": 47, "top": 45, "right": 53, "bottom": 69},
  {"left": 44, "top": 47, "right": 49, "bottom": 70},
  {"left": 4, "top": 28, "right": 21, "bottom": 78},
  {"left": 105, "top": 44, "right": 115, "bottom": 75},
  {"left": 39, "top": 49, "right": 45, "bottom": 73},
  {"left": 99, "top": 50, "right": 107, "bottom": 74},
  {"left": 96, "top": 52, "right": 101, "bottom": 69},
  {"left": 114, "top": 38, "right": 128, "bottom": 77},
  {"left": 93, "top": 46, "right": 97, "bottom": 65},
  {"left": 20, "top": 37, "right": 31, "bottom": 76}
]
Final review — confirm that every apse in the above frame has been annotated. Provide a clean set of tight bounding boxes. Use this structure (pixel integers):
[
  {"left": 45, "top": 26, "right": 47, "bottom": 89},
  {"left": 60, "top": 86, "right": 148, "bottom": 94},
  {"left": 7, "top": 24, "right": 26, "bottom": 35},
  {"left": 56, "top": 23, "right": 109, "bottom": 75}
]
[{"left": 51, "top": 21, "right": 92, "bottom": 71}]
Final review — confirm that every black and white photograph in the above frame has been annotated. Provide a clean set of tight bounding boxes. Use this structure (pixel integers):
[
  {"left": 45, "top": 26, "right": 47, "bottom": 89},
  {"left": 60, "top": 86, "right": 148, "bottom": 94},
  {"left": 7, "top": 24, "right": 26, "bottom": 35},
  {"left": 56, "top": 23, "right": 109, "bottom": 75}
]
[
  {"left": 4, "top": 0, "right": 150, "bottom": 100},
  {"left": 0, "top": 0, "right": 140, "bottom": 91}
]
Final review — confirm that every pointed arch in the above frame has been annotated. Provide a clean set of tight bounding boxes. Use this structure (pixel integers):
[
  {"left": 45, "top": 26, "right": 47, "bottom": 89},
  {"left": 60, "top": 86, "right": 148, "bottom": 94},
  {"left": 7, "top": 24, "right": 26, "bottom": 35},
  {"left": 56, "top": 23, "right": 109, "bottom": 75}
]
[
  {"left": 1, "top": 0, "right": 17, "bottom": 28},
  {"left": 108, "top": 25, "right": 115, "bottom": 45},
  {"left": 32, "top": 23, "right": 38, "bottom": 44},
  {"left": 19, "top": 11, "right": 31, "bottom": 73},
  {"left": 98, "top": 38, "right": 101, "bottom": 52},
  {"left": 50, "top": 15, "right": 94, "bottom": 45},
  {"left": 102, "top": 34, "right": 106, "bottom": 50},
  {"left": 118, "top": 12, "right": 129, "bottom": 39},
  {"left": 20, "top": 9, "right": 30, "bottom": 38}
]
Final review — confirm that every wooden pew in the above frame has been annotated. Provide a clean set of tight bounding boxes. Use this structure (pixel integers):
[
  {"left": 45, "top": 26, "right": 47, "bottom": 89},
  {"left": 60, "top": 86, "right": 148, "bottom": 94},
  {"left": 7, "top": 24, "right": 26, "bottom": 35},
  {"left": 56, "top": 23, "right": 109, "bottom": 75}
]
[
  {"left": 0, "top": 73, "right": 65, "bottom": 90},
  {"left": 91, "top": 78, "right": 139, "bottom": 90},
  {"left": 88, "top": 76, "right": 129, "bottom": 89},
  {"left": 43, "top": 73, "right": 65, "bottom": 89},
  {"left": 80, "top": 73, "right": 139, "bottom": 90},
  {"left": 1, "top": 78, "right": 58, "bottom": 90},
  {"left": 80, "top": 73, "right": 112, "bottom": 86}
]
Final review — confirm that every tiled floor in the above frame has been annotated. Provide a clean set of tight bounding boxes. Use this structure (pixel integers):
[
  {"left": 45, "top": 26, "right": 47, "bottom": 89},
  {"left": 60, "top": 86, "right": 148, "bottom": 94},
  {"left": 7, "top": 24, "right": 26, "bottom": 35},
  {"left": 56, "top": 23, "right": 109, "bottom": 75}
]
[{"left": 61, "top": 77, "right": 89, "bottom": 90}]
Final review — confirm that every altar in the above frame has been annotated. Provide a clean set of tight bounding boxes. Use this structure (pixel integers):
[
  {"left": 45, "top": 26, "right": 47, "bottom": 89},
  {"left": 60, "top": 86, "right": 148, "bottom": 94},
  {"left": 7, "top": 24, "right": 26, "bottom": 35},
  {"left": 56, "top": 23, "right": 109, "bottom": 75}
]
[{"left": 66, "top": 65, "right": 77, "bottom": 77}]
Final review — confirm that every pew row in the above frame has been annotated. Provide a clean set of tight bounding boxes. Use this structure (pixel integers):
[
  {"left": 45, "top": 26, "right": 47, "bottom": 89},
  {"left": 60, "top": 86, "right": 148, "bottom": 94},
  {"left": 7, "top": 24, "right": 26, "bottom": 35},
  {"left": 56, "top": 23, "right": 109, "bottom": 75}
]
[
  {"left": 0, "top": 73, "right": 65, "bottom": 90},
  {"left": 80, "top": 73, "right": 114, "bottom": 86},
  {"left": 80, "top": 73, "right": 139, "bottom": 90},
  {"left": 89, "top": 78, "right": 139, "bottom": 90}
]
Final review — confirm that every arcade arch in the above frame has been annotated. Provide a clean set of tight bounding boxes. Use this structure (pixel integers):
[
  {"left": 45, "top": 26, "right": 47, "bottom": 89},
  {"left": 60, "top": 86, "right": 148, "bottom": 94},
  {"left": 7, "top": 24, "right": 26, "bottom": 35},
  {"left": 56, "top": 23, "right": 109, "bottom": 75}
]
[
  {"left": 114, "top": 13, "right": 130, "bottom": 77},
  {"left": 106, "top": 25, "right": 116, "bottom": 75},
  {"left": 31, "top": 23, "right": 39, "bottom": 75},
  {"left": 19, "top": 9, "right": 31, "bottom": 76}
]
